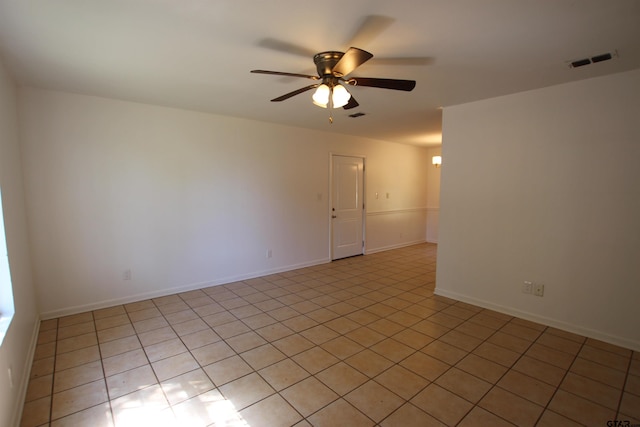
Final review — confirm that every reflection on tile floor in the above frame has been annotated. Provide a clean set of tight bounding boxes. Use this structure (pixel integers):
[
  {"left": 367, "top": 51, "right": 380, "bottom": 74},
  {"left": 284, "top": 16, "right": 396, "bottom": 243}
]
[{"left": 21, "top": 243, "right": 640, "bottom": 426}]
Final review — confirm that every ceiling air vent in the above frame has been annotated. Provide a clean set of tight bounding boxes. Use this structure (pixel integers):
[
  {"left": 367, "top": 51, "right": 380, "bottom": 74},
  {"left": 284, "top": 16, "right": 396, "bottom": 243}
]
[
  {"left": 570, "top": 58, "right": 591, "bottom": 68},
  {"left": 568, "top": 50, "right": 617, "bottom": 68},
  {"left": 591, "top": 53, "right": 613, "bottom": 63},
  {"left": 349, "top": 112, "right": 366, "bottom": 118}
]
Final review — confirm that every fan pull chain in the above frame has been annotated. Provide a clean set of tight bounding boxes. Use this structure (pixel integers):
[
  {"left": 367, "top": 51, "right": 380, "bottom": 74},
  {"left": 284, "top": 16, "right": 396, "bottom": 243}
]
[{"left": 328, "top": 93, "right": 334, "bottom": 124}]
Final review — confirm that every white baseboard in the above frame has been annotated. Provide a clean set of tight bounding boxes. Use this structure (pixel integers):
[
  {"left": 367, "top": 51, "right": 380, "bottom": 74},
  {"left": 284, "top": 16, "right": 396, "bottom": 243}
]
[
  {"left": 40, "top": 257, "right": 331, "bottom": 320},
  {"left": 366, "top": 239, "right": 427, "bottom": 255},
  {"left": 11, "top": 314, "right": 40, "bottom": 427},
  {"left": 434, "top": 288, "right": 640, "bottom": 352}
]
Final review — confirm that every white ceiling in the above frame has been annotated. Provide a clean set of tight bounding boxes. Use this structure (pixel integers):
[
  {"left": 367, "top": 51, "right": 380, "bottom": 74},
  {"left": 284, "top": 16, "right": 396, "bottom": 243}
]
[{"left": 1, "top": 0, "right": 639, "bottom": 147}]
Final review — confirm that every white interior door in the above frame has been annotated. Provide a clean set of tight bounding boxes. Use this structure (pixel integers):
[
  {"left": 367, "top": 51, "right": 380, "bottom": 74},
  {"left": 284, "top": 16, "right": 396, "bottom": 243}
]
[{"left": 331, "top": 155, "right": 364, "bottom": 260}]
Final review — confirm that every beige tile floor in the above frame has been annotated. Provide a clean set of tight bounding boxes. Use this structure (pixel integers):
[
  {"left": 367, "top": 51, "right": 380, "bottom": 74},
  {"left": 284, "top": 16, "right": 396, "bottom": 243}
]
[{"left": 20, "top": 243, "right": 640, "bottom": 426}]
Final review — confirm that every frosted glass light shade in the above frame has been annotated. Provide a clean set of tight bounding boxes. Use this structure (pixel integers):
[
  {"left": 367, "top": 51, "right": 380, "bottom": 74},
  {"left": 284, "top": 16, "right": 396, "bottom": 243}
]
[
  {"left": 331, "top": 84, "right": 351, "bottom": 108},
  {"left": 432, "top": 155, "right": 442, "bottom": 167},
  {"left": 312, "top": 84, "right": 330, "bottom": 107}
]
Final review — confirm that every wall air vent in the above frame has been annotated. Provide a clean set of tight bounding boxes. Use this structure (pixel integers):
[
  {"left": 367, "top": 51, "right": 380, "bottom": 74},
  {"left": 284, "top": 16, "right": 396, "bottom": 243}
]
[
  {"left": 349, "top": 112, "right": 366, "bottom": 118},
  {"left": 568, "top": 50, "right": 618, "bottom": 68}
]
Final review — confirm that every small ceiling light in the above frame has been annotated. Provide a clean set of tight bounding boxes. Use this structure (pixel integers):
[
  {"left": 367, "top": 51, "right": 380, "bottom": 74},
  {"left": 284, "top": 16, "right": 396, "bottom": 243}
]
[
  {"left": 312, "top": 84, "right": 330, "bottom": 107},
  {"left": 331, "top": 84, "right": 351, "bottom": 108},
  {"left": 432, "top": 156, "right": 442, "bottom": 168}
]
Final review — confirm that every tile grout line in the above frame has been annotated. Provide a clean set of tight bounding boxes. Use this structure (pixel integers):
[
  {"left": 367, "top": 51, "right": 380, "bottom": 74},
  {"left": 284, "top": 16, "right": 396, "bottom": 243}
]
[
  {"left": 48, "top": 319, "right": 59, "bottom": 426},
  {"left": 126, "top": 301, "right": 167, "bottom": 417},
  {"left": 616, "top": 350, "right": 634, "bottom": 420},
  {"left": 99, "top": 309, "right": 119, "bottom": 425},
  {"left": 149, "top": 295, "right": 211, "bottom": 416},
  {"left": 536, "top": 328, "right": 587, "bottom": 426},
  {"left": 91, "top": 310, "right": 118, "bottom": 427}
]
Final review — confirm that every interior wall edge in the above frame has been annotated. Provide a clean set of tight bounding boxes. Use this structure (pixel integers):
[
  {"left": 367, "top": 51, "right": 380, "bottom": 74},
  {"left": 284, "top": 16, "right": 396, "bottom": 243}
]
[{"left": 434, "top": 287, "right": 640, "bottom": 352}]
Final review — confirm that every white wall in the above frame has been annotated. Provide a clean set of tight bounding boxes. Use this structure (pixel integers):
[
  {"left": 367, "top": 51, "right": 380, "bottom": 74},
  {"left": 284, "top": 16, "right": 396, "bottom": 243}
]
[
  {"left": 18, "top": 88, "right": 429, "bottom": 318},
  {"left": 366, "top": 146, "right": 429, "bottom": 252},
  {"left": 0, "top": 56, "right": 39, "bottom": 427},
  {"left": 436, "top": 69, "right": 640, "bottom": 350}
]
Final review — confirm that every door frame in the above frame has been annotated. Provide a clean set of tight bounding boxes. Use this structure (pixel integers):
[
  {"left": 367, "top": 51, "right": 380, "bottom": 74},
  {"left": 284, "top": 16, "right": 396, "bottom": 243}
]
[{"left": 328, "top": 153, "right": 367, "bottom": 260}]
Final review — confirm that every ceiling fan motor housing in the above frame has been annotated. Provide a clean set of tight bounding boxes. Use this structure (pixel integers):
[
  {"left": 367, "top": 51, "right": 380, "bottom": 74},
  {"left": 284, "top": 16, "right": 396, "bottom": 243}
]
[{"left": 314, "top": 51, "right": 345, "bottom": 77}]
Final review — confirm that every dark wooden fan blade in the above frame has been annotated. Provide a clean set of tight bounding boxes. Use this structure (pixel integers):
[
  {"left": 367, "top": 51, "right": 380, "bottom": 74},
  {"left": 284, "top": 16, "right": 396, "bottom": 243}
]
[
  {"left": 251, "top": 70, "right": 319, "bottom": 80},
  {"left": 348, "top": 77, "right": 416, "bottom": 91},
  {"left": 271, "top": 84, "right": 319, "bottom": 102},
  {"left": 347, "top": 15, "right": 395, "bottom": 48},
  {"left": 332, "top": 47, "right": 373, "bottom": 77},
  {"left": 343, "top": 96, "right": 359, "bottom": 110}
]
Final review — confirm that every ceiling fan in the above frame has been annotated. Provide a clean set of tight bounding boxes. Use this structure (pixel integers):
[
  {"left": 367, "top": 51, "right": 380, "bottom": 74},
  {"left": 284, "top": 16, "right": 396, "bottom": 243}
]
[
  {"left": 249, "top": 15, "right": 425, "bottom": 121},
  {"left": 251, "top": 47, "right": 416, "bottom": 113}
]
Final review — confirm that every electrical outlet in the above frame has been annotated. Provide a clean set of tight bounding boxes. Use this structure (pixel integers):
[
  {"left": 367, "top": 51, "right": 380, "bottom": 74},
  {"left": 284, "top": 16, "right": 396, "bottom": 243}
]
[
  {"left": 533, "top": 284, "right": 545, "bottom": 297},
  {"left": 123, "top": 269, "right": 131, "bottom": 280},
  {"left": 266, "top": 249, "right": 272, "bottom": 259},
  {"left": 522, "top": 281, "right": 533, "bottom": 294}
]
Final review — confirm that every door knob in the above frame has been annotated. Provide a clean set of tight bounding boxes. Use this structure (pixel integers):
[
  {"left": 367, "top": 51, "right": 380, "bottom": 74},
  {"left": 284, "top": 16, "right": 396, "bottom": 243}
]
[{"left": 332, "top": 215, "right": 337, "bottom": 218}]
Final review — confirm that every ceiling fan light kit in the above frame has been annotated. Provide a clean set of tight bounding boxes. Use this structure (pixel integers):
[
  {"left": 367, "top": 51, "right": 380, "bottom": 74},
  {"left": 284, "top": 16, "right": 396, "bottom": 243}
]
[
  {"left": 251, "top": 46, "right": 416, "bottom": 122},
  {"left": 312, "top": 83, "right": 351, "bottom": 108}
]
